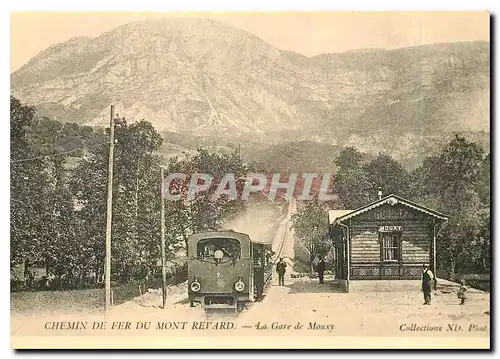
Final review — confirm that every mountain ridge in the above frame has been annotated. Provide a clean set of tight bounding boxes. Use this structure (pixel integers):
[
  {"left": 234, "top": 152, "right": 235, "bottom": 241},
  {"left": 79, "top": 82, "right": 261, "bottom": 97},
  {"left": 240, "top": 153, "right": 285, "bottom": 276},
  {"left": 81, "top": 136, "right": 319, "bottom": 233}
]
[{"left": 11, "top": 18, "right": 490, "bottom": 167}]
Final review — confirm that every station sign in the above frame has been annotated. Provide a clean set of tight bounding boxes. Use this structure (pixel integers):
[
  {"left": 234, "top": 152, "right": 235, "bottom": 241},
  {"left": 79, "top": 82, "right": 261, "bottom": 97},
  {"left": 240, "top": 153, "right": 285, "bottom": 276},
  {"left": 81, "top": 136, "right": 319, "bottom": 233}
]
[{"left": 378, "top": 225, "right": 403, "bottom": 232}]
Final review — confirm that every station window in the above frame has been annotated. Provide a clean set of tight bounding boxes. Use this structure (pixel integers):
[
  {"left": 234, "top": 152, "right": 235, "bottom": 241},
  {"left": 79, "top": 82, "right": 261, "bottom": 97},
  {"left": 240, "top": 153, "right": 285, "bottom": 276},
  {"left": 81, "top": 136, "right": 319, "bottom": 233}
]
[{"left": 381, "top": 233, "right": 401, "bottom": 261}]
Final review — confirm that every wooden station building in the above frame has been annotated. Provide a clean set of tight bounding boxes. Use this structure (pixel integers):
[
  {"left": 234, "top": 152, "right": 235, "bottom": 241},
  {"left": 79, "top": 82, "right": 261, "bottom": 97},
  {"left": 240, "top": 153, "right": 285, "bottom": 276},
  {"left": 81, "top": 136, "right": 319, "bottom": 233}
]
[{"left": 329, "top": 194, "right": 447, "bottom": 292}]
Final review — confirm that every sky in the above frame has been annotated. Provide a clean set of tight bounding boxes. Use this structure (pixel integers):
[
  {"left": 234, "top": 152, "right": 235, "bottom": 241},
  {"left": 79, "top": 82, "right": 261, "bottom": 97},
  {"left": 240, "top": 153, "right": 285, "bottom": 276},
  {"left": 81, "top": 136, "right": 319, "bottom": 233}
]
[{"left": 10, "top": 11, "right": 489, "bottom": 72}]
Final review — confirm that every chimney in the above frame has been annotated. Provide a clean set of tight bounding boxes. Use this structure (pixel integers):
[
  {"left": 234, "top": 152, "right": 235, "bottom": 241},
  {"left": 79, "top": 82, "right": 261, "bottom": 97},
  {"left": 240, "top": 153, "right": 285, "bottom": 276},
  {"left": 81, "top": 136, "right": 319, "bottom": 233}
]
[{"left": 377, "top": 187, "right": 383, "bottom": 200}]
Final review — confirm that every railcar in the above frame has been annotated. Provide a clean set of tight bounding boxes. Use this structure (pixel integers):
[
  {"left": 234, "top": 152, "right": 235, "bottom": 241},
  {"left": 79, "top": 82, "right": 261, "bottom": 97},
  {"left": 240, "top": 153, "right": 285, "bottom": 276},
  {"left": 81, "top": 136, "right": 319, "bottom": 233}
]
[{"left": 187, "top": 230, "right": 273, "bottom": 311}]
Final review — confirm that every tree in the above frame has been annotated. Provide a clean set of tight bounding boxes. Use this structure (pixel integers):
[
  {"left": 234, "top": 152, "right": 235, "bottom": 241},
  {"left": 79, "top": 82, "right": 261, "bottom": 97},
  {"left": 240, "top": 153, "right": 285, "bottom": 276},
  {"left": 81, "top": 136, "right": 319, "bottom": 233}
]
[
  {"left": 410, "top": 135, "right": 488, "bottom": 277},
  {"left": 334, "top": 147, "right": 372, "bottom": 208},
  {"left": 166, "top": 149, "right": 248, "bottom": 244},
  {"left": 476, "top": 153, "right": 491, "bottom": 206},
  {"left": 66, "top": 117, "right": 252, "bottom": 285},
  {"left": 70, "top": 119, "right": 166, "bottom": 283},
  {"left": 291, "top": 202, "right": 330, "bottom": 272},
  {"left": 11, "top": 97, "right": 37, "bottom": 271},
  {"left": 12, "top": 97, "right": 201, "bottom": 289},
  {"left": 111, "top": 119, "right": 163, "bottom": 281},
  {"left": 11, "top": 97, "right": 79, "bottom": 287},
  {"left": 363, "top": 153, "right": 410, "bottom": 198},
  {"left": 407, "top": 155, "right": 442, "bottom": 202},
  {"left": 437, "top": 189, "right": 484, "bottom": 278},
  {"left": 335, "top": 146, "right": 363, "bottom": 169},
  {"left": 69, "top": 145, "right": 108, "bottom": 283}
]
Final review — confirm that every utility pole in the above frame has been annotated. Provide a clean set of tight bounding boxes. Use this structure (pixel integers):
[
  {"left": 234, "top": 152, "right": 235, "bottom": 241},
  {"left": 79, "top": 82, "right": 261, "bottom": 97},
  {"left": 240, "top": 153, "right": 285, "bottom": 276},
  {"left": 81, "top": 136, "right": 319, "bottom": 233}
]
[
  {"left": 160, "top": 167, "right": 167, "bottom": 309},
  {"left": 105, "top": 105, "right": 115, "bottom": 313}
]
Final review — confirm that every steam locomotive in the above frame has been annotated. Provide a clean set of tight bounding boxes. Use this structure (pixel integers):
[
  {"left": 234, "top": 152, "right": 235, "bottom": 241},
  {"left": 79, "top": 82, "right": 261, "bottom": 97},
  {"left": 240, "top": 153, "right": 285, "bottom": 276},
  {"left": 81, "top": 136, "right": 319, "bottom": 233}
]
[{"left": 187, "top": 230, "right": 273, "bottom": 311}]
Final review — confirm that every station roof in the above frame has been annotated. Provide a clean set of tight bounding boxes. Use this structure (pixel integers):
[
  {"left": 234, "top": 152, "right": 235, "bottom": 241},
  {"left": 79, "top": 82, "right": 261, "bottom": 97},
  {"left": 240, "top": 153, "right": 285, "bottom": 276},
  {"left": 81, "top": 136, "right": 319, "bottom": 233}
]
[
  {"left": 328, "top": 194, "right": 448, "bottom": 225},
  {"left": 328, "top": 210, "right": 355, "bottom": 225}
]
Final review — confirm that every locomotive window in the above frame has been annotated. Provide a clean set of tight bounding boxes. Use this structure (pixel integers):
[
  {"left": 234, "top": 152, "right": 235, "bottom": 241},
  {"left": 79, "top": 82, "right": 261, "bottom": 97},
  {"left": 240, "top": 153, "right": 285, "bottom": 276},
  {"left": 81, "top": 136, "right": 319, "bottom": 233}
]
[{"left": 197, "top": 238, "right": 241, "bottom": 259}]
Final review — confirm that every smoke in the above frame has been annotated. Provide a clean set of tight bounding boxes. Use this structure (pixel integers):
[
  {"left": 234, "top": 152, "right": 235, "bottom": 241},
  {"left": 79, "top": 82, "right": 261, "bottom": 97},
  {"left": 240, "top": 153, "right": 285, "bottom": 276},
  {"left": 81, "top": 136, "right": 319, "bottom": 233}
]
[{"left": 222, "top": 201, "right": 284, "bottom": 244}]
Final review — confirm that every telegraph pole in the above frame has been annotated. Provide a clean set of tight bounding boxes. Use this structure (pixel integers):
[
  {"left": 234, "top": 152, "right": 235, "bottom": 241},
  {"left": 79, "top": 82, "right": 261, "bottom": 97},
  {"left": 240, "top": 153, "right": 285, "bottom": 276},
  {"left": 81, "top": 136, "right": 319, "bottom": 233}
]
[
  {"left": 160, "top": 167, "right": 167, "bottom": 309},
  {"left": 105, "top": 105, "right": 115, "bottom": 313}
]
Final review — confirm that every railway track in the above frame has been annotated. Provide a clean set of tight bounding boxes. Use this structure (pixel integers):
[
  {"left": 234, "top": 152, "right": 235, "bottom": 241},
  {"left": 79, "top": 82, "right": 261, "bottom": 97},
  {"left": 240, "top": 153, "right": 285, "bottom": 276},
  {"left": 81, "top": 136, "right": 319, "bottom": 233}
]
[
  {"left": 271, "top": 197, "right": 298, "bottom": 266},
  {"left": 271, "top": 217, "right": 291, "bottom": 264}
]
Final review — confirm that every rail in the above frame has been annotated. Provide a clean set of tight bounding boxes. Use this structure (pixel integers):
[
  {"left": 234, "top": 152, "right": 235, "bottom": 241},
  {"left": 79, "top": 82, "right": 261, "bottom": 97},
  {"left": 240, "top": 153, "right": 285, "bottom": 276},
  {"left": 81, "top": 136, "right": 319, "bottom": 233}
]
[{"left": 271, "top": 217, "right": 291, "bottom": 264}]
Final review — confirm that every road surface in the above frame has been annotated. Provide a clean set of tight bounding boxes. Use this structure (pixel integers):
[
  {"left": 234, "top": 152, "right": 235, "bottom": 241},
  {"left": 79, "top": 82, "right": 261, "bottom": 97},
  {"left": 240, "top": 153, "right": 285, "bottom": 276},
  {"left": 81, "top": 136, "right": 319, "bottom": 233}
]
[
  {"left": 11, "top": 270, "right": 490, "bottom": 341},
  {"left": 10, "top": 200, "right": 490, "bottom": 346}
]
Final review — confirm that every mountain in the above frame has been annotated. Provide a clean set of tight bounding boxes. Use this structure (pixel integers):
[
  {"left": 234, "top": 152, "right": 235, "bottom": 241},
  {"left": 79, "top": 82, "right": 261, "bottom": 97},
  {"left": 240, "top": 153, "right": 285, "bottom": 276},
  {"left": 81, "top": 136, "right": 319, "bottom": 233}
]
[{"left": 11, "top": 18, "right": 490, "bottom": 168}]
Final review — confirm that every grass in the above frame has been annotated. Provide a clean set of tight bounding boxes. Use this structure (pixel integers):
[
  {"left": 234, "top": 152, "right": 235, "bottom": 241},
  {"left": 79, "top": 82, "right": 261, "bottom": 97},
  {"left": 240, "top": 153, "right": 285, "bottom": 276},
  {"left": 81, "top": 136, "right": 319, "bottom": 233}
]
[
  {"left": 467, "top": 279, "right": 490, "bottom": 292},
  {"left": 10, "top": 281, "right": 149, "bottom": 316},
  {"left": 11, "top": 266, "right": 189, "bottom": 316},
  {"left": 11, "top": 288, "right": 105, "bottom": 315},
  {"left": 11, "top": 264, "right": 189, "bottom": 316}
]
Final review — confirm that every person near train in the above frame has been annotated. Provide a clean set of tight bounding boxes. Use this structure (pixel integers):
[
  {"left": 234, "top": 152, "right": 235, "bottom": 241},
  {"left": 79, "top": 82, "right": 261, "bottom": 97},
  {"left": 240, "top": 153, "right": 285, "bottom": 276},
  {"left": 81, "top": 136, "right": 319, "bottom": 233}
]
[
  {"left": 317, "top": 255, "right": 326, "bottom": 284},
  {"left": 276, "top": 258, "right": 287, "bottom": 286}
]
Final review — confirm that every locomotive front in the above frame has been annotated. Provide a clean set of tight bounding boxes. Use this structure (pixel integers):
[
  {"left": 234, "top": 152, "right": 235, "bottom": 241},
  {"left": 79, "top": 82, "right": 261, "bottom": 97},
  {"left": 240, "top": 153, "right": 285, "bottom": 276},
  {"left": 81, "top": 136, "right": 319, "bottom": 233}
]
[{"left": 187, "top": 231, "right": 253, "bottom": 310}]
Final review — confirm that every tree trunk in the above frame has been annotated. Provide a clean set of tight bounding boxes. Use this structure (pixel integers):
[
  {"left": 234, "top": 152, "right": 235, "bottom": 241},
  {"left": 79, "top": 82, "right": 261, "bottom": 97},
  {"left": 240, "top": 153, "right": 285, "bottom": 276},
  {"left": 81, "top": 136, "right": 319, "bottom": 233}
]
[
  {"left": 134, "top": 157, "right": 141, "bottom": 280},
  {"left": 94, "top": 263, "right": 100, "bottom": 284},
  {"left": 449, "top": 258, "right": 456, "bottom": 281},
  {"left": 100, "top": 259, "right": 105, "bottom": 283},
  {"left": 309, "top": 252, "right": 315, "bottom": 273},
  {"left": 135, "top": 158, "right": 140, "bottom": 225},
  {"left": 23, "top": 260, "right": 31, "bottom": 288}
]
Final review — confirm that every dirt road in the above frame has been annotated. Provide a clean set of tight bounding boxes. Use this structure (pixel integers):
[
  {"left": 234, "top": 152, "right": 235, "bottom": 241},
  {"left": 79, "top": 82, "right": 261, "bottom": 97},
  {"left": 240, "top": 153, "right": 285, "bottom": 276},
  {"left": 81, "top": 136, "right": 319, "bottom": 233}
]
[{"left": 11, "top": 273, "right": 490, "bottom": 342}]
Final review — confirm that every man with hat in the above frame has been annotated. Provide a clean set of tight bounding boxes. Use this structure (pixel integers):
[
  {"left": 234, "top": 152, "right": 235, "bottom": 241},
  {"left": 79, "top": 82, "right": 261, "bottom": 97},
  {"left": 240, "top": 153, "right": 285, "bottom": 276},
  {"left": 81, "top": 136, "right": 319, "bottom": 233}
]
[
  {"left": 276, "top": 258, "right": 287, "bottom": 286},
  {"left": 421, "top": 263, "right": 435, "bottom": 305},
  {"left": 316, "top": 255, "right": 326, "bottom": 284}
]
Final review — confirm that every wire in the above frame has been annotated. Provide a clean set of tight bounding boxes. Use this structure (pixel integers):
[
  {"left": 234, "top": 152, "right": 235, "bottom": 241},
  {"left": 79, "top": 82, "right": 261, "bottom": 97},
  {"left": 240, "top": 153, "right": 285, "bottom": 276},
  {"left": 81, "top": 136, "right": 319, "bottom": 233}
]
[{"left": 10, "top": 141, "right": 109, "bottom": 164}]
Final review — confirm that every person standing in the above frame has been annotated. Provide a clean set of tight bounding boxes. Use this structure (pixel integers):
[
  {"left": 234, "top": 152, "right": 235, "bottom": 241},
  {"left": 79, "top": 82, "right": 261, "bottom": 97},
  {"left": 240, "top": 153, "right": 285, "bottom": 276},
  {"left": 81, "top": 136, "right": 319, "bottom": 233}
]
[
  {"left": 421, "top": 264, "right": 435, "bottom": 305},
  {"left": 276, "top": 258, "right": 287, "bottom": 286},
  {"left": 317, "top": 255, "right": 326, "bottom": 284},
  {"left": 457, "top": 280, "right": 468, "bottom": 305}
]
